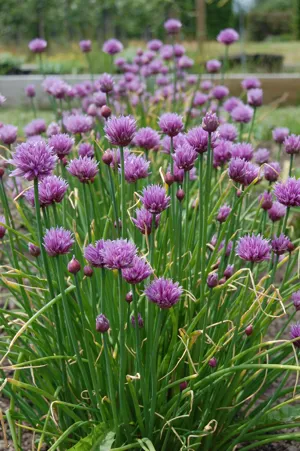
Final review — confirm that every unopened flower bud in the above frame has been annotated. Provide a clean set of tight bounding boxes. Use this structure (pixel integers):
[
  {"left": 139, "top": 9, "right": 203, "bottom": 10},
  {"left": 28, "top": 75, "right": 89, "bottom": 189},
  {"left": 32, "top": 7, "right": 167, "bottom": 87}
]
[
  {"left": 68, "top": 256, "right": 81, "bottom": 274},
  {"left": 202, "top": 112, "right": 219, "bottom": 133},
  {"left": 219, "top": 277, "right": 226, "bottom": 285},
  {"left": 84, "top": 265, "right": 93, "bottom": 277},
  {"left": 209, "top": 357, "right": 217, "bottom": 367},
  {"left": 61, "top": 157, "right": 68, "bottom": 167},
  {"left": 96, "top": 314, "right": 110, "bottom": 333},
  {"left": 87, "top": 104, "right": 97, "bottom": 117},
  {"left": 126, "top": 291, "right": 133, "bottom": 303},
  {"left": 245, "top": 325, "right": 253, "bottom": 336},
  {"left": 236, "top": 189, "right": 242, "bottom": 198},
  {"left": 180, "top": 381, "right": 188, "bottom": 391},
  {"left": 224, "top": 264, "right": 234, "bottom": 279},
  {"left": 28, "top": 243, "right": 41, "bottom": 257},
  {"left": 0, "top": 167, "right": 5, "bottom": 177},
  {"left": 288, "top": 242, "right": 295, "bottom": 253},
  {"left": 101, "top": 105, "right": 112, "bottom": 119},
  {"left": 176, "top": 188, "right": 185, "bottom": 202},
  {"left": 102, "top": 151, "right": 113, "bottom": 165},
  {"left": 165, "top": 172, "right": 174, "bottom": 186},
  {"left": 114, "top": 219, "right": 122, "bottom": 229},
  {"left": 207, "top": 273, "right": 218, "bottom": 288}
]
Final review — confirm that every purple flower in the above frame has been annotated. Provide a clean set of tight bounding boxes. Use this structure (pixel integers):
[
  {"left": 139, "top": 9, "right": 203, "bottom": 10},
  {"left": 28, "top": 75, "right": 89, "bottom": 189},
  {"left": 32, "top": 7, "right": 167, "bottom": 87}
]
[
  {"left": 161, "top": 133, "right": 186, "bottom": 154},
  {"left": 206, "top": 59, "right": 221, "bottom": 73},
  {"left": 96, "top": 314, "right": 110, "bottom": 333},
  {"left": 213, "top": 140, "right": 232, "bottom": 167},
  {"left": 291, "top": 291, "right": 300, "bottom": 311},
  {"left": 84, "top": 240, "right": 105, "bottom": 267},
  {"left": 148, "top": 39, "right": 163, "bottom": 51},
  {"left": 271, "top": 234, "right": 291, "bottom": 255},
  {"left": 28, "top": 243, "right": 40, "bottom": 257},
  {"left": 290, "top": 323, "right": 300, "bottom": 347},
  {"left": 212, "top": 85, "right": 229, "bottom": 101},
  {"left": 103, "top": 39, "right": 123, "bottom": 55},
  {"left": 100, "top": 239, "right": 137, "bottom": 270},
  {"left": 172, "top": 142, "right": 198, "bottom": 171},
  {"left": 231, "top": 105, "right": 254, "bottom": 124},
  {"left": 28, "top": 38, "right": 47, "bottom": 53},
  {"left": 79, "top": 142, "right": 94, "bottom": 158},
  {"left": 202, "top": 112, "right": 219, "bottom": 133},
  {"left": 217, "top": 204, "right": 232, "bottom": 223},
  {"left": 231, "top": 143, "right": 253, "bottom": 161},
  {"left": 141, "top": 185, "right": 170, "bottom": 214},
  {"left": 10, "top": 140, "right": 57, "bottom": 181},
  {"left": 164, "top": 18, "right": 182, "bottom": 34},
  {"left": 0, "top": 216, "right": 6, "bottom": 239},
  {"left": 132, "top": 207, "right": 160, "bottom": 235},
  {"left": 219, "top": 124, "right": 238, "bottom": 142},
  {"left": 254, "top": 148, "right": 270, "bottom": 165},
  {"left": 268, "top": 201, "right": 287, "bottom": 222},
  {"left": 134, "top": 127, "right": 160, "bottom": 151},
  {"left": 25, "top": 175, "right": 68, "bottom": 207},
  {"left": 131, "top": 313, "right": 144, "bottom": 328},
  {"left": 217, "top": 28, "right": 239, "bottom": 45},
  {"left": 228, "top": 158, "right": 259, "bottom": 186},
  {"left": 0, "top": 124, "right": 18, "bottom": 145},
  {"left": 67, "top": 157, "right": 99, "bottom": 183},
  {"left": 223, "top": 97, "right": 243, "bottom": 113},
  {"left": 48, "top": 133, "right": 74, "bottom": 159},
  {"left": 272, "top": 127, "right": 289, "bottom": 144},
  {"left": 274, "top": 178, "right": 300, "bottom": 207},
  {"left": 79, "top": 40, "right": 92, "bottom": 53},
  {"left": 145, "top": 277, "right": 183, "bottom": 309},
  {"left": 105, "top": 115, "right": 137, "bottom": 147},
  {"left": 122, "top": 256, "right": 153, "bottom": 284},
  {"left": 124, "top": 154, "right": 150, "bottom": 183},
  {"left": 159, "top": 113, "right": 183, "bottom": 137},
  {"left": 236, "top": 234, "right": 271, "bottom": 263},
  {"left": 241, "top": 77, "right": 261, "bottom": 90},
  {"left": 186, "top": 127, "right": 213, "bottom": 154},
  {"left": 284, "top": 134, "right": 300, "bottom": 155},
  {"left": 193, "top": 92, "right": 208, "bottom": 106},
  {"left": 24, "top": 119, "right": 46, "bottom": 137},
  {"left": 98, "top": 73, "right": 114, "bottom": 93},
  {"left": 43, "top": 227, "right": 74, "bottom": 257},
  {"left": 264, "top": 162, "right": 281, "bottom": 182},
  {"left": 207, "top": 273, "right": 218, "bottom": 288},
  {"left": 178, "top": 56, "right": 194, "bottom": 69},
  {"left": 47, "top": 122, "right": 61, "bottom": 137},
  {"left": 259, "top": 191, "right": 273, "bottom": 210},
  {"left": 247, "top": 88, "right": 263, "bottom": 107},
  {"left": 64, "top": 114, "right": 94, "bottom": 135},
  {"left": 224, "top": 264, "right": 234, "bottom": 279},
  {"left": 0, "top": 94, "right": 6, "bottom": 105},
  {"left": 25, "top": 84, "right": 36, "bottom": 98}
]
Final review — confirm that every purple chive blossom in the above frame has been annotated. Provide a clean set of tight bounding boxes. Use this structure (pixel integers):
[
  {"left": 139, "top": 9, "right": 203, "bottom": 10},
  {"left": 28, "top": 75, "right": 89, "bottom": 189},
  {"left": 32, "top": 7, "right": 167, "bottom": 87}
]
[
  {"left": 290, "top": 323, "right": 300, "bottom": 347},
  {"left": 271, "top": 234, "right": 291, "bottom": 255},
  {"left": 131, "top": 313, "right": 144, "bottom": 328},
  {"left": 241, "top": 77, "right": 261, "bottom": 90},
  {"left": 272, "top": 127, "right": 289, "bottom": 144},
  {"left": 172, "top": 142, "right": 198, "bottom": 171},
  {"left": 25, "top": 175, "right": 68, "bottom": 207},
  {"left": 224, "top": 264, "right": 234, "bottom": 279},
  {"left": 231, "top": 143, "right": 254, "bottom": 161},
  {"left": 132, "top": 207, "right": 160, "bottom": 235},
  {"left": 123, "top": 154, "right": 150, "bottom": 183},
  {"left": 219, "top": 124, "right": 238, "bottom": 142},
  {"left": 103, "top": 39, "right": 123, "bottom": 55},
  {"left": 268, "top": 201, "right": 287, "bottom": 222},
  {"left": 231, "top": 105, "right": 254, "bottom": 124},
  {"left": 145, "top": 277, "right": 183, "bottom": 309},
  {"left": 96, "top": 314, "right": 110, "bottom": 333},
  {"left": 10, "top": 141, "right": 57, "bottom": 181},
  {"left": 24, "top": 119, "right": 47, "bottom": 137},
  {"left": 25, "top": 84, "right": 36, "bottom": 98},
  {"left": 283, "top": 134, "right": 300, "bottom": 155},
  {"left": 291, "top": 291, "right": 300, "bottom": 311},
  {"left": 48, "top": 133, "right": 74, "bottom": 159},
  {"left": 84, "top": 240, "right": 105, "bottom": 267},
  {"left": 178, "top": 56, "right": 194, "bottom": 69},
  {"left": 161, "top": 133, "right": 186, "bottom": 154},
  {"left": 28, "top": 243, "right": 40, "bottom": 257},
  {"left": 164, "top": 18, "right": 182, "bottom": 34},
  {"left": 0, "top": 216, "right": 6, "bottom": 239},
  {"left": 43, "top": 227, "right": 74, "bottom": 257},
  {"left": 213, "top": 140, "right": 232, "bottom": 167},
  {"left": 236, "top": 234, "right": 271, "bottom": 263},
  {"left": 148, "top": 39, "right": 163, "bottom": 51},
  {"left": 133, "top": 127, "right": 160, "bottom": 151},
  {"left": 254, "top": 148, "right": 270, "bottom": 165},
  {"left": 141, "top": 185, "right": 170, "bottom": 214},
  {"left": 217, "top": 204, "right": 232, "bottom": 223},
  {"left": 78, "top": 142, "right": 94, "bottom": 158},
  {"left": 202, "top": 112, "right": 219, "bottom": 133},
  {"left": 47, "top": 122, "right": 61, "bottom": 137},
  {"left": 217, "top": 28, "right": 239, "bottom": 45},
  {"left": 67, "top": 157, "right": 99, "bottom": 183},
  {"left": 259, "top": 191, "right": 273, "bottom": 210},
  {"left": 0, "top": 125, "right": 18, "bottom": 145},
  {"left": 98, "top": 73, "right": 114, "bottom": 93},
  {"left": 186, "top": 127, "right": 212, "bottom": 154},
  {"left": 122, "top": 256, "right": 153, "bottom": 284},
  {"left": 223, "top": 97, "right": 243, "bottom": 113},
  {"left": 0, "top": 94, "right": 6, "bottom": 105},
  {"left": 28, "top": 38, "right": 47, "bottom": 53},
  {"left": 159, "top": 113, "right": 183, "bottom": 137},
  {"left": 212, "top": 85, "right": 229, "bottom": 101},
  {"left": 79, "top": 40, "right": 92, "bottom": 53},
  {"left": 193, "top": 92, "right": 208, "bottom": 106},
  {"left": 207, "top": 273, "right": 218, "bottom": 288},
  {"left": 264, "top": 162, "right": 281, "bottom": 183},
  {"left": 206, "top": 59, "right": 222, "bottom": 73},
  {"left": 105, "top": 115, "right": 137, "bottom": 147},
  {"left": 228, "top": 158, "right": 259, "bottom": 186},
  {"left": 274, "top": 178, "right": 300, "bottom": 207},
  {"left": 63, "top": 114, "right": 93, "bottom": 135},
  {"left": 247, "top": 88, "right": 263, "bottom": 107},
  {"left": 100, "top": 239, "right": 137, "bottom": 270}
]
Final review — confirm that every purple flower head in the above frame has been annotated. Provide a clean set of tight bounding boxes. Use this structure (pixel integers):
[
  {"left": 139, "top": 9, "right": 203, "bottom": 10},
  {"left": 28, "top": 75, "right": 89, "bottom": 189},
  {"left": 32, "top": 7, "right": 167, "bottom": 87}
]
[
  {"left": 10, "top": 140, "right": 57, "bottom": 181},
  {"left": 268, "top": 201, "right": 287, "bottom": 222},
  {"left": 103, "top": 39, "right": 123, "bottom": 55},
  {"left": 231, "top": 104, "right": 254, "bottom": 124},
  {"left": 28, "top": 243, "right": 40, "bottom": 257},
  {"left": 228, "top": 158, "right": 259, "bottom": 186},
  {"left": 0, "top": 94, "right": 6, "bottom": 105},
  {"left": 219, "top": 124, "right": 238, "bottom": 142},
  {"left": 217, "top": 28, "right": 239, "bottom": 45},
  {"left": 122, "top": 256, "right": 153, "bottom": 284},
  {"left": 131, "top": 313, "right": 144, "bottom": 328},
  {"left": 96, "top": 314, "right": 110, "bottom": 333},
  {"left": 124, "top": 154, "right": 150, "bottom": 183},
  {"left": 212, "top": 85, "right": 229, "bottom": 101},
  {"left": 223, "top": 97, "right": 243, "bottom": 113},
  {"left": 148, "top": 39, "right": 163, "bottom": 51},
  {"left": 0, "top": 124, "right": 18, "bottom": 145},
  {"left": 291, "top": 291, "right": 300, "bottom": 311},
  {"left": 43, "top": 227, "right": 74, "bottom": 257},
  {"left": 48, "top": 133, "right": 74, "bottom": 159},
  {"left": 254, "top": 148, "right": 270, "bottom": 165},
  {"left": 159, "top": 113, "right": 183, "bottom": 137},
  {"left": 141, "top": 184, "right": 170, "bottom": 214},
  {"left": 79, "top": 142, "right": 94, "bottom": 158},
  {"left": 64, "top": 114, "right": 94, "bottom": 135},
  {"left": 161, "top": 133, "right": 186, "bottom": 154},
  {"left": 274, "top": 178, "right": 300, "bottom": 207},
  {"left": 93, "top": 92, "right": 107, "bottom": 107},
  {"left": 173, "top": 44, "right": 185, "bottom": 58},
  {"left": 100, "top": 239, "right": 137, "bottom": 270},
  {"left": 247, "top": 88, "right": 263, "bottom": 107},
  {"left": 241, "top": 77, "right": 261, "bottom": 90},
  {"left": 67, "top": 157, "right": 98, "bottom": 183},
  {"left": 259, "top": 191, "right": 273, "bottom": 210},
  {"left": 186, "top": 127, "right": 212, "bottom": 154},
  {"left": 206, "top": 59, "right": 221, "bottom": 73},
  {"left": 25, "top": 84, "right": 36, "bottom": 98},
  {"left": 145, "top": 277, "right": 183, "bottom": 309},
  {"left": 105, "top": 115, "right": 137, "bottom": 147},
  {"left": 264, "top": 162, "right": 281, "bottom": 183},
  {"left": 290, "top": 323, "right": 300, "bottom": 347},
  {"left": 202, "top": 112, "right": 219, "bottom": 133},
  {"left": 207, "top": 273, "right": 218, "bottom": 288},
  {"left": 24, "top": 118, "right": 46, "bottom": 137},
  {"left": 236, "top": 234, "right": 271, "bottom": 263},
  {"left": 178, "top": 56, "right": 194, "bottom": 69},
  {"left": 79, "top": 40, "right": 92, "bottom": 53},
  {"left": 172, "top": 142, "right": 198, "bottom": 171},
  {"left": 217, "top": 204, "right": 232, "bottom": 223},
  {"left": 46, "top": 122, "right": 61, "bottom": 137},
  {"left": 271, "top": 234, "right": 291, "bottom": 255},
  {"left": 213, "top": 140, "right": 232, "bottom": 167},
  {"left": 186, "top": 74, "right": 197, "bottom": 85},
  {"left": 98, "top": 73, "right": 114, "bottom": 93},
  {"left": 0, "top": 216, "right": 6, "bottom": 239},
  {"left": 134, "top": 127, "right": 160, "bottom": 151},
  {"left": 272, "top": 127, "right": 289, "bottom": 144},
  {"left": 28, "top": 38, "right": 47, "bottom": 53},
  {"left": 284, "top": 134, "right": 300, "bottom": 155},
  {"left": 193, "top": 92, "right": 208, "bottom": 106},
  {"left": 84, "top": 240, "right": 105, "bottom": 267},
  {"left": 231, "top": 143, "right": 254, "bottom": 161},
  {"left": 224, "top": 264, "right": 234, "bottom": 279},
  {"left": 25, "top": 175, "right": 68, "bottom": 207},
  {"left": 164, "top": 18, "right": 182, "bottom": 34},
  {"left": 132, "top": 207, "right": 160, "bottom": 235}
]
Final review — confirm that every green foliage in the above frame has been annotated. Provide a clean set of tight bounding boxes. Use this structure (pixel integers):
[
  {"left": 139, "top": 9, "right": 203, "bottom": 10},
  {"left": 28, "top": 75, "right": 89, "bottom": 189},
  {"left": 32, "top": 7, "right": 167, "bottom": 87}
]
[
  {"left": 68, "top": 425, "right": 115, "bottom": 450},
  {"left": 247, "top": 11, "right": 293, "bottom": 41}
]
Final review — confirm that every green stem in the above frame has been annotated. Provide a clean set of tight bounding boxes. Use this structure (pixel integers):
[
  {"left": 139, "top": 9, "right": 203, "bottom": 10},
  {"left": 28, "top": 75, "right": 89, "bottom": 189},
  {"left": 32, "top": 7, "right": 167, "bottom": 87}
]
[{"left": 119, "top": 146, "right": 127, "bottom": 238}]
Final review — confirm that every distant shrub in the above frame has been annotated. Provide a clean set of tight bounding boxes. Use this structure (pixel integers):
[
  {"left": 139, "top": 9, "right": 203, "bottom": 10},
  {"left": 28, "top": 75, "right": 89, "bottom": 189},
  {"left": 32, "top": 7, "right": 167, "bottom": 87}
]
[{"left": 248, "top": 11, "right": 293, "bottom": 41}]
